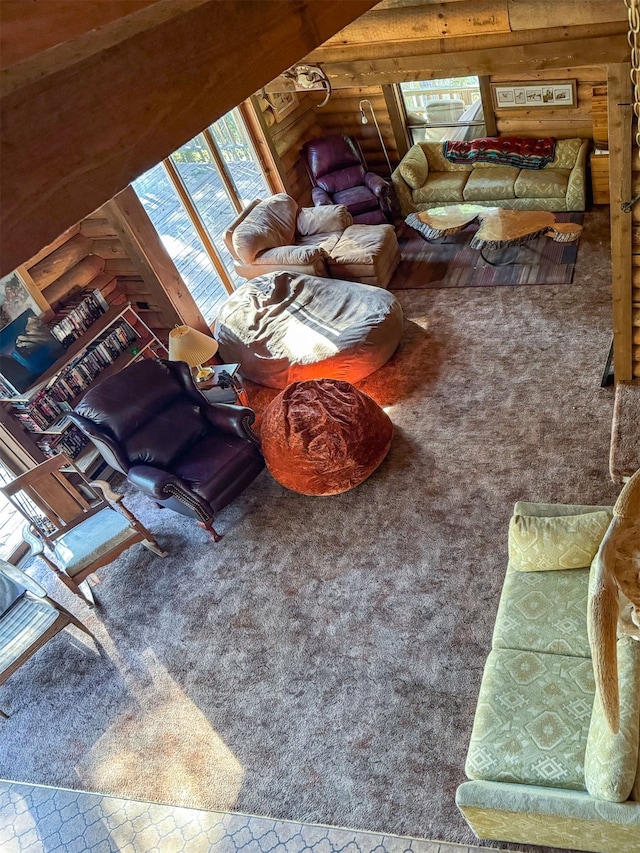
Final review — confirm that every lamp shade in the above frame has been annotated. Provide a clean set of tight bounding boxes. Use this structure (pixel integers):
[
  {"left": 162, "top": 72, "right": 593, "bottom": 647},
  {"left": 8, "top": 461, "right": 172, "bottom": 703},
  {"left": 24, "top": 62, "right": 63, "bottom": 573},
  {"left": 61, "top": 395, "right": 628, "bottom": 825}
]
[{"left": 168, "top": 325, "right": 219, "bottom": 367}]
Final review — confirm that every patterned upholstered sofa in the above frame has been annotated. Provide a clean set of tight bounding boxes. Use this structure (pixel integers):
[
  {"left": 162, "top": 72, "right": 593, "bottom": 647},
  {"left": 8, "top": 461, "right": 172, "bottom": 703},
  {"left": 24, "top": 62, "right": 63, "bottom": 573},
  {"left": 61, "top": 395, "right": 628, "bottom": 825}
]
[
  {"left": 456, "top": 501, "right": 640, "bottom": 853},
  {"left": 391, "top": 138, "right": 589, "bottom": 216}
]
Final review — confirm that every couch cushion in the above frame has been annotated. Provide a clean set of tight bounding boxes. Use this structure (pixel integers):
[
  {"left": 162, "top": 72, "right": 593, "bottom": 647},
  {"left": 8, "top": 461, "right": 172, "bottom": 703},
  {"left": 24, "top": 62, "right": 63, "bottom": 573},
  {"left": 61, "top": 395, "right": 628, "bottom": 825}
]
[
  {"left": 550, "top": 138, "right": 583, "bottom": 169},
  {"left": 465, "top": 648, "right": 594, "bottom": 790},
  {"left": 328, "top": 225, "right": 400, "bottom": 288},
  {"left": 257, "top": 245, "right": 328, "bottom": 266},
  {"left": 296, "top": 231, "right": 342, "bottom": 256},
  {"left": 0, "top": 574, "right": 23, "bottom": 618},
  {"left": 296, "top": 205, "right": 352, "bottom": 237},
  {"left": 493, "top": 566, "right": 591, "bottom": 658},
  {"left": 508, "top": 511, "right": 611, "bottom": 572},
  {"left": 54, "top": 508, "right": 136, "bottom": 577},
  {"left": 515, "top": 169, "right": 570, "bottom": 200},
  {"left": 463, "top": 166, "right": 519, "bottom": 201},
  {"left": 399, "top": 144, "right": 429, "bottom": 189},
  {"left": 585, "top": 636, "right": 640, "bottom": 802},
  {"left": 232, "top": 194, "right": 298, "bottom": 263},
  {"left": 423, "top": 143, "right": 472, "bottom": 172},
  {"left": 412, "top": 172, "right": 469, "bottom": 204}
]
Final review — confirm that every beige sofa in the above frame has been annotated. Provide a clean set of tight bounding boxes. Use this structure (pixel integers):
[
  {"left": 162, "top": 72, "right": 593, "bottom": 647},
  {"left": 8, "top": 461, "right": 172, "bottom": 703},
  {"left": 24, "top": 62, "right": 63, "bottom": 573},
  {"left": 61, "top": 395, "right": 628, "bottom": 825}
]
[
  {"left": 224, "top": 193, "right": 400, "bottom": 288},
  {"left": 392, "top": 138, "right": 589, "bottom": 216}
]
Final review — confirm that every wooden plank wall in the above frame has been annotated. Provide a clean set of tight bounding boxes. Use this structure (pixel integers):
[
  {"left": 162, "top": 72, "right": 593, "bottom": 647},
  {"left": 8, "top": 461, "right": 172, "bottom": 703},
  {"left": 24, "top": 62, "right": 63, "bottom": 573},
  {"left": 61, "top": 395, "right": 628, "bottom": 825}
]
[
  {"left": 17, "top": 209, "right": 180, "bottom": 345},
  {"left": 310, "top": 86, "right": 398, "bottom": 178},
  {"left": 267, "top": 93, "right": 323, "bottom": 206},
  {"left": 491, "top": 66, "right": 606, "bottom": 139}
]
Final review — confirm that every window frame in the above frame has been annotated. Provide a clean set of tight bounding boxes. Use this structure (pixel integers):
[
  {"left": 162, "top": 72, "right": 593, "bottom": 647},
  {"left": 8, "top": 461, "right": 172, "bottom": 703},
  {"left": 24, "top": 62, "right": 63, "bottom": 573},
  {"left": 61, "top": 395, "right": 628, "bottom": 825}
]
[{"left": 396, "top": 76, "right": 496, "bottom": 146}]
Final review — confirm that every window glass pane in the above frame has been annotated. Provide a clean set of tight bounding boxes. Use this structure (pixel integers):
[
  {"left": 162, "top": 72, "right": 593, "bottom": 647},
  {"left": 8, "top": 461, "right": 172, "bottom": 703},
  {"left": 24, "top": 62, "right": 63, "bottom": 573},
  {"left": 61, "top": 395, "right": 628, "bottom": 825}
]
[
  {"left": 400, "top": 78, "right": 486, "bottom": 143},
  {"left": 169, "top": 136, "right": 239, "bottom": 285},
  {"left": 133, "top": 164, "right": 227, "bottom": 326},
  {"left": 0, "top": 464, "right": 23, "bottom": 560},
  {"left": 210, "top": 109, "right": 269, "bottom": 207}
]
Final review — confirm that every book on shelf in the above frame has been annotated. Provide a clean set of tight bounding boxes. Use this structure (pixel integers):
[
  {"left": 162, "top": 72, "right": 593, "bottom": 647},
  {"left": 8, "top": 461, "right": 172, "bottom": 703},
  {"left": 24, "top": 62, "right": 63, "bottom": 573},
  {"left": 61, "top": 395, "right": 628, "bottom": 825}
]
[
  {"left": 3, "top": 316, "right": 142, "bottom": 432},
  {"left": 48, "top": 289, "right": 109, "bottom": 347},
  {"left": 35, "top": 424, "right": 89, "bottom": 459}
]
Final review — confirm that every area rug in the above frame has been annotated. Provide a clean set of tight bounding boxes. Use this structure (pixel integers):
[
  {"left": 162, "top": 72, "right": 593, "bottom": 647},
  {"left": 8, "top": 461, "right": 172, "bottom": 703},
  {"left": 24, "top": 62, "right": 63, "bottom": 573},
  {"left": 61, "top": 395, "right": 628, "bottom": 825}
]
[
  {"left": 0, "top": 210, "right": 617, "bottom": 853},
  {"left": 390, "top": 212, "right": 583, "bottom": 289}
]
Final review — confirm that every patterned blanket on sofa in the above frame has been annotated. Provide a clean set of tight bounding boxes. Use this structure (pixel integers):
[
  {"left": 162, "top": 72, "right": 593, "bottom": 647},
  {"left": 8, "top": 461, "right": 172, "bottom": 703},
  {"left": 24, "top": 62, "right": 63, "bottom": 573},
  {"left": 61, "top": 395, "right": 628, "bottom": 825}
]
[{"left": 443, "top": 136, "right": 556, "bottom": 169}]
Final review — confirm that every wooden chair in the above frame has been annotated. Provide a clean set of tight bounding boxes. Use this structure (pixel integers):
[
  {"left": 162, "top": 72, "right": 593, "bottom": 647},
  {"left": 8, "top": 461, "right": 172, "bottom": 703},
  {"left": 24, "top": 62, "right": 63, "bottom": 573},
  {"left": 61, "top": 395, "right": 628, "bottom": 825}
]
[
  {"left": 0, "top": 557, "right": 97, "bottom": 717},
  {"left": 0, "top": 454, "right": 166, "bottom": 606}
]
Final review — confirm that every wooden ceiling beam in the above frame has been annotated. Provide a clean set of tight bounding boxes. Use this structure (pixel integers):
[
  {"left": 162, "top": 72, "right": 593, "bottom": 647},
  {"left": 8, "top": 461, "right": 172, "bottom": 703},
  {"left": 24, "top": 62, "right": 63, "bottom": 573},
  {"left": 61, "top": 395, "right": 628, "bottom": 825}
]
[
  {"left": 320, "top": 1, "right": 511, "bottom": 48},
  {"left": 317, "top": 29, "right": 629, "bottom": 88},
  {"left": 0, "top": 0, "right": 376, "bottom": 276},
  {"left": 306, "top": 20, "right": 628, "bottom": 65}
]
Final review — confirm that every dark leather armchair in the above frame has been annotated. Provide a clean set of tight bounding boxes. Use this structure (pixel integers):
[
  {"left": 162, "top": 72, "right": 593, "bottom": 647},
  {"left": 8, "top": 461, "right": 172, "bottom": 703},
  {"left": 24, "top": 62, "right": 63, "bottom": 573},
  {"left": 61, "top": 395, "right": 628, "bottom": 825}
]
[
  {"left": 301, "top": 133, "right": 392, "bottom": 225},
  {"left": 67, "top": 359, "right": 265, "bottom": 541}
]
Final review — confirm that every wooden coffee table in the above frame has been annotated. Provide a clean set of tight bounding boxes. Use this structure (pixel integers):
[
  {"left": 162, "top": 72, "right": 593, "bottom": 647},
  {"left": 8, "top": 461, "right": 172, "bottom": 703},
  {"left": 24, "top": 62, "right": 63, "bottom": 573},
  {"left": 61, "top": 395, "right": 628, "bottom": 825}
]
[{"left": 406, "top": 205, "right": 582, "bottom": 266}]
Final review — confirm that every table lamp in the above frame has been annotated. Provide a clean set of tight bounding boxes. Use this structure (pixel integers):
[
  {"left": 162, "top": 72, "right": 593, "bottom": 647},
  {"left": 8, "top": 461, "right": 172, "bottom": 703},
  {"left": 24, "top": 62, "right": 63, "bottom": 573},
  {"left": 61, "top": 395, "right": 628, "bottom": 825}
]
[{"left": 168, "top": 325, "right": 219, "bottom": 382}]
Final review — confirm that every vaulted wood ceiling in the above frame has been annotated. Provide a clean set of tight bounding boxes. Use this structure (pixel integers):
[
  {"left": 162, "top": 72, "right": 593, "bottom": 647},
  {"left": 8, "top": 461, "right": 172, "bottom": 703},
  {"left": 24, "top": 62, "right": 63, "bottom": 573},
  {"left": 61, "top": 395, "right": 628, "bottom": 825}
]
[{"left": 0, "top": 0, "right": 377, "bottom": 276}]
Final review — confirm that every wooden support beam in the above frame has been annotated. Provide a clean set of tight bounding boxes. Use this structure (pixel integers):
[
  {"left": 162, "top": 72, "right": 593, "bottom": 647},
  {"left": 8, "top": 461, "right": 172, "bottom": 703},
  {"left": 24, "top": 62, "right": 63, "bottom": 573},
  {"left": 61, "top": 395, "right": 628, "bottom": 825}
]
[
  {"left": 506, "top": 0, "right": 626, "bottom": 32},
  {"left": 0, "top": 0, "right": 377, "bottom": 276},
  {"left": 608, "top": 64, "right": 633, "bottom": 383},
  {"left": 102, "top": 187, "right": 209, "bottom": 334},
  {"left": 322, "top": 1, "right": 510, "bottom": 47},
  {"left": 321, "top": 31, "right": 629, "bottom": 89},
  {"left": 306, "top": 21, "right": 627, "bottom": 66}
]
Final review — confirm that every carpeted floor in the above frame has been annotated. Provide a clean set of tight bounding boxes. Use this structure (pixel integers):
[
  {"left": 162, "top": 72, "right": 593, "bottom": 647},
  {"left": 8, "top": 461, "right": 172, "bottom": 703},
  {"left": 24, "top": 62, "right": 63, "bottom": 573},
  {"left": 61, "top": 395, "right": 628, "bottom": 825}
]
[
  {"left": 0, "top": 209, "right": 619, "bottom": 852},
  {"left": 390, "top": 212, "right": 583, "bottom": 289}
]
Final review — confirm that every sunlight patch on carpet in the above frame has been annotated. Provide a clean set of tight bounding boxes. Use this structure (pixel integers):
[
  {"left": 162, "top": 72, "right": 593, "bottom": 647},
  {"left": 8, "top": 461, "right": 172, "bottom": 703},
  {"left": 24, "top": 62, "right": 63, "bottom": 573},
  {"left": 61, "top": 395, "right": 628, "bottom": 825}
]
[{"left": 75, "top": 649, "right": 244, "bottom": 810}]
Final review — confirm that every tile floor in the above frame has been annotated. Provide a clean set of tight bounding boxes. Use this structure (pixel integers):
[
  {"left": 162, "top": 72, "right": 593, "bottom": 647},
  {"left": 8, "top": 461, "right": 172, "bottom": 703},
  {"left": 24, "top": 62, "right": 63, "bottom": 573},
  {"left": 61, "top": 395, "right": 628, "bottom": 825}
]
[{"left": 0, "top": 780, "right": 505, "bottom": 853}]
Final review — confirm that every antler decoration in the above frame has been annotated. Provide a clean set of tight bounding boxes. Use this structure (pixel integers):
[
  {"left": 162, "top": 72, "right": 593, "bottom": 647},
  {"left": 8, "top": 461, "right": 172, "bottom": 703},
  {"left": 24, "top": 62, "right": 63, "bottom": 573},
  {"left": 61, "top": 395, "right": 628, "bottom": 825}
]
[
  {"left": 588, "top": 467, "right": 640, "bottom": 733},
  {"left": 282, "top": 64, "right": 331, "bottom": 107}
]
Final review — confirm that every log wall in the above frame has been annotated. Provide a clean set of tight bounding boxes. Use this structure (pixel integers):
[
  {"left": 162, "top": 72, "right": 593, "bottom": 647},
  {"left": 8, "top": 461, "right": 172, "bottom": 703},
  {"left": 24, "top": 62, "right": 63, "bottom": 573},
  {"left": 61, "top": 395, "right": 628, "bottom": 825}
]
[
  {"left": 17, "top": 208, "right": 183, "bottom": 345},
  {"left": 491, "top": 66, "right": 606, "bottom": 139}
]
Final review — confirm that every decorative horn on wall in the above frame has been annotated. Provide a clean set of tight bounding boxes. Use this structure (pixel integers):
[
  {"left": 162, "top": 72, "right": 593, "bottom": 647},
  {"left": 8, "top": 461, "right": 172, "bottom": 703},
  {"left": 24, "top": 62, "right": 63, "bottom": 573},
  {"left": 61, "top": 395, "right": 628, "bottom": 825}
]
[{"left": 282, "top": 64, "right": 331, "bottom": 107}]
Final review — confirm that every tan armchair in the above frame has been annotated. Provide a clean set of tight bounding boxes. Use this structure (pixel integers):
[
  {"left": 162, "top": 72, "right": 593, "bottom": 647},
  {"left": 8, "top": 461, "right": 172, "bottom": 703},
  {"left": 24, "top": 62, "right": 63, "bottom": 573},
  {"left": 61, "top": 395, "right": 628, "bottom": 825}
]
[{"left": 224, "top": 193, "right": 400, "bottom": 289}]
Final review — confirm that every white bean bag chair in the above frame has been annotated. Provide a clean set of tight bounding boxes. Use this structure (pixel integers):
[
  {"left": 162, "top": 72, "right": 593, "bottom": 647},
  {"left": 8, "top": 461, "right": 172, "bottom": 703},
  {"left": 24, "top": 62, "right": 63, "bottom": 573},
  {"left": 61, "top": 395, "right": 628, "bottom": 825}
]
[{"left": 214, "top": 271, "right": 403, "bottom": 389}]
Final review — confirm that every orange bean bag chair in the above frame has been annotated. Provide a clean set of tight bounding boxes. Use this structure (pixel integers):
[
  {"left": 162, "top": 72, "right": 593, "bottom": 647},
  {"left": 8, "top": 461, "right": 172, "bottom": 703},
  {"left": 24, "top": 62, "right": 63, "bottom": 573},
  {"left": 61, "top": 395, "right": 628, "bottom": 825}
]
[{"left": 260, "top": 378, "right": 393, "bottom": 496}]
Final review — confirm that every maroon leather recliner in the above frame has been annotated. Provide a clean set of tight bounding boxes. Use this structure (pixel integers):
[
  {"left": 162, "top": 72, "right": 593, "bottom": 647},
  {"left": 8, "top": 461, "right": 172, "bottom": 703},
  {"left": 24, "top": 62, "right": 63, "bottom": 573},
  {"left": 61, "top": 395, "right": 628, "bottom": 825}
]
[
  {"left": 301, "top": 133, "right": 392, "bottom": 225},
  {"left": 68, "top": 359, "right": 264, "bottom": 541}
]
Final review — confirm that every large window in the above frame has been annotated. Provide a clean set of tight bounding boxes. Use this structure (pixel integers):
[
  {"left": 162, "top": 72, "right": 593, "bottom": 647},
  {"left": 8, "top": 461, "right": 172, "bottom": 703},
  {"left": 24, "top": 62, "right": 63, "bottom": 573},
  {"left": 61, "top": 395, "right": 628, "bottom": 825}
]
[
  {"left": 399, "top": 77, "right": 487, "bottom": 145},
  {"left": 134, "top": 108, "right": 269, "bottom": 327}
]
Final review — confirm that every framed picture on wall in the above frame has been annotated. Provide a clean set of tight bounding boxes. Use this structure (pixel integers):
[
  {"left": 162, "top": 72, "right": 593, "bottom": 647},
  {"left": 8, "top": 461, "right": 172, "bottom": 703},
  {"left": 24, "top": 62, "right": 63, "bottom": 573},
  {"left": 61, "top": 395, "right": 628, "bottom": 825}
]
[
  {"left": 265, "top": 89, "right": 299, "bottom": 122},
  {"left": 0, "top": 270, "right": 42, "bottom": 331},
  {"left": 491, "top": 81, "right": 577, "bottom": 110}
]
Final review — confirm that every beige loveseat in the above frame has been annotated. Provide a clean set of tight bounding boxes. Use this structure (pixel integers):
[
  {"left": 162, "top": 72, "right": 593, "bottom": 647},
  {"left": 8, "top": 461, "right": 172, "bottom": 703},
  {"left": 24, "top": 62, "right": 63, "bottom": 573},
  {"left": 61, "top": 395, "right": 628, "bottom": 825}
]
[
  {"left": 392, "top": 138, "right": 589, "bottom": 216},
  {"left": 224, "top": 193, "right": 400, "bottom": 289}
]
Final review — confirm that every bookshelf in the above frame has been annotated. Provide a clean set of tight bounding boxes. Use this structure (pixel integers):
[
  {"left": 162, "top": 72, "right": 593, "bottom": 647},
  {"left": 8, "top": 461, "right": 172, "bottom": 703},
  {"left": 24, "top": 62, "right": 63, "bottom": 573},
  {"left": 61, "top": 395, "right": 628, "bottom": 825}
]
[{"left": 0, "top": 298, "right": 167, "bottom": 471}]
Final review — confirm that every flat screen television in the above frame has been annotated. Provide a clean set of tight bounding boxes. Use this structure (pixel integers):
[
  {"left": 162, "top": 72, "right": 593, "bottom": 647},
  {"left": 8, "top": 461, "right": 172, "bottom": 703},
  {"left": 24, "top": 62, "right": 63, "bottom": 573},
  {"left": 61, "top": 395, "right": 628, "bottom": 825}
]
[{"left": 0, "top": 309, "right": 66, "bottom": 393}]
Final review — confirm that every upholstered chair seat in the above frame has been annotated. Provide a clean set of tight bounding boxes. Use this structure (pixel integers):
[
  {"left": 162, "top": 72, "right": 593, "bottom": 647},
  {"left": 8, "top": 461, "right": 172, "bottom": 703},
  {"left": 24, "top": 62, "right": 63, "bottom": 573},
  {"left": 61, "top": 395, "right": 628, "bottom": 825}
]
[{"left": 52, "top": 509, "right": 137, "bottom": 577}]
